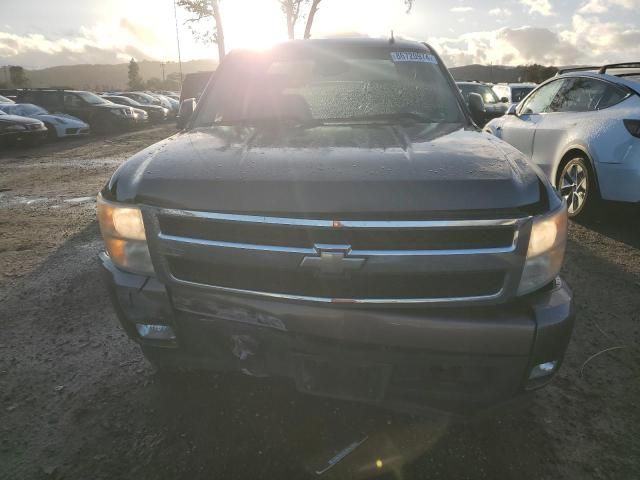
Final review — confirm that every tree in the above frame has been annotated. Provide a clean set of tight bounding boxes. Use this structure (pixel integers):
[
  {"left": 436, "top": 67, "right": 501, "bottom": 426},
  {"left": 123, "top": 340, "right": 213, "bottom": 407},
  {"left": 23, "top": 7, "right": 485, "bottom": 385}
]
[
  {"left": 518, "top": 64, "right": 558, "bottom": 83},
  {"left": 178, "top": 0, "right": 226, "bottom": 61},
  {"left": 146, "top": 77, "right": 164, "bottom": 90},
  {"left": 128, "top": 58, "right": 144, "bottom": 90},
  {"left": 300, "top": 0, "right": 413, "bottom": 40},
  {"left": 279, "top": 0, "right": 306, "bottom": 39},
  {"left": 404, "top": 0, "right": 414, "bottom": 13},
  {"left": 9, "top": 66, "right": 28, "bottom": 88},
  {"left": 303, "top": 0, "right": 321, "bottom": 39}
]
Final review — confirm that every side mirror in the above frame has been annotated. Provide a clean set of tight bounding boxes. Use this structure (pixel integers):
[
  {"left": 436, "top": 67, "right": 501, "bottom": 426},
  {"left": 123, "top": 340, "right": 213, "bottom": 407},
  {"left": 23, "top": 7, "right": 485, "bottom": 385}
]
[
  {"left": 507, "top": 104, "right": 518, "bottom": 116},
  {"left": 176, "top": 98, "right": 196, "bottom": 129},
  {"left": 500, "top": 97, "right": 509, "bottom": 103},
  {"left": 467, "top": 92, "right": 485, "bottom": 114}
]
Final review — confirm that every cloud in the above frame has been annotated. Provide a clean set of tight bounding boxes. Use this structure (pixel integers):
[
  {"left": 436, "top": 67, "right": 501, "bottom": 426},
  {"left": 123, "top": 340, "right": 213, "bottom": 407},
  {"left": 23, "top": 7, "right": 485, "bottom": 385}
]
[
  {"left": 578, "top": 0, "right": 640, "bottom": 13},
  {"left": 0, "top": 19, "right": 163, "bottom": 68},
  {"left": 450, "top": 6, "right": 473, "bottom": 12},
  {"left": 489, "top": 8, "right": 512, "bottom": 16},
  {"left": 521, "top": 0, "right": 554, "bottom": 15},
  {"left": 499, "top": 27, "right": 580, "bottom": 62},
  {"left": 431, "top": 27, "right": 577, "bottom": 67},
  {"left": 430, "top": 14, "right": 640, "bottom": 67},
  {"left": 561, "top": 13, "right": 640, "bottom": 60}
]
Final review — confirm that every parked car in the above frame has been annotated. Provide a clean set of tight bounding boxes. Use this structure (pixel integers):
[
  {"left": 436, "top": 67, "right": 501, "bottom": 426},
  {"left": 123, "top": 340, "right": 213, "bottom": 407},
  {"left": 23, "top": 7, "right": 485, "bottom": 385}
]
[
  {"left": 161, "top": 95, "right": 179, "bottom": 115},
  {"left": 156, "top": 90, "right": 179, "bottom": 99},
  {"left": 131, "top": 107, "right": 149, "bottom": 126},
  {"left": 485, "top": 63, "right": 640, "bottom": 217},
  {"left": 98, "top": 38, "right": 573, "bottom": 416},
  {"left": 0, "top": 95, "right": 14, "bottom": 104},
  {"left": 113, "top": 91, "right": 161, "bottom": 107},
  {"left": 0, "top": 103, "right": 89, "bottom": 139},
  {"left": 0, "top": 110, "right": 48, "bottom": 146},
  {"left": 492, "top": 83, "right": 537, "bottom": 106},
  {"left": 147, "top": 93, "right": 175, "bottom": 114},
  {"left": 456, "top": 81, "right": 508, "bottom": 126},
  {"left": 15, "top": 89, "right": 136, "bottom": 132},
  {"left": 102, "top": 95, "right": 168, "bottom": 123}
]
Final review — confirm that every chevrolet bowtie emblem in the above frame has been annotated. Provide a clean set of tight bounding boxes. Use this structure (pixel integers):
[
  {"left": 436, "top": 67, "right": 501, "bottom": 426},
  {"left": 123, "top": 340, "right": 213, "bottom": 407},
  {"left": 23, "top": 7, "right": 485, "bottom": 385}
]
[{"left": 299, "top": 244, "right": 365, "bottom": 276}]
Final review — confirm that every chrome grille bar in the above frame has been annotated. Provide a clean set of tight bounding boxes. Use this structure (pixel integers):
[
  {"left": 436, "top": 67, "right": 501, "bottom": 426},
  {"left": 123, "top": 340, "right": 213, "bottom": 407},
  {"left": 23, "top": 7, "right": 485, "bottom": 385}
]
[{"left": 146, "top": 207, "right": 531, "bottom": 305}]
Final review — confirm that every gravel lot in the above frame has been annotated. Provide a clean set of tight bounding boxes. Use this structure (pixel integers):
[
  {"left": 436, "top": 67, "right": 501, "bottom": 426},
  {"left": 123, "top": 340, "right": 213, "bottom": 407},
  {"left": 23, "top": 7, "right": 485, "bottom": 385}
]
[{"left": 1, "top": 126, "right": 638, "bottom": 480}]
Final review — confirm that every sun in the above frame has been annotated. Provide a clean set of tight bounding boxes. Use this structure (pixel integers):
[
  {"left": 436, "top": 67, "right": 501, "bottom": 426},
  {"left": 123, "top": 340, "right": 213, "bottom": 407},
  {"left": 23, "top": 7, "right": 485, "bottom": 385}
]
[{"left": 222, "top": 1, "right": 288, "bottom": 51}]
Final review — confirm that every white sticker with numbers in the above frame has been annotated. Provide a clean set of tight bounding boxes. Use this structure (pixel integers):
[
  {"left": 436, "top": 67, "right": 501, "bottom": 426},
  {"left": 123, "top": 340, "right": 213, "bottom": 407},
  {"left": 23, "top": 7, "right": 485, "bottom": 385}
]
[{"left": 390, "top": 51, "right": 438, "bottom": 64}]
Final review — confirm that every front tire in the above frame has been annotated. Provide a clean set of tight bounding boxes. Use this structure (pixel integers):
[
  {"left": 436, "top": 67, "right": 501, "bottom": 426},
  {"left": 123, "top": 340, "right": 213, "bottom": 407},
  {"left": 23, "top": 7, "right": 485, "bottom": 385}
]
[
  {"left": 557, "top": 156, "right": 596, "bottom": 218},
  {"left": 45, "top": 123, "right": 58, "bottom": 141}
]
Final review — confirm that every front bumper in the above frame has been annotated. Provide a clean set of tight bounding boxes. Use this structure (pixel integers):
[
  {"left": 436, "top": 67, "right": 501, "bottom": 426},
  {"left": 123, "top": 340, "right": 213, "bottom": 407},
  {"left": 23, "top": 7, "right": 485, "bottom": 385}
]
[
  {"left": 1, "top": 127, "right": 47, "bottom": 143},
  {"left": 100, "top": 254, "right": 574, "bottom": 416},
  {"left": 60, "top": 126, "right": 90, "bottom": 137}
]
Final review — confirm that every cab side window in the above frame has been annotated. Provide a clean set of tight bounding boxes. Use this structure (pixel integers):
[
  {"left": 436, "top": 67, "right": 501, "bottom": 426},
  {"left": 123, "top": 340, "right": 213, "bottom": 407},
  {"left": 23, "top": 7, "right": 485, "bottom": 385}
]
[
  {"left": 64, "top": 93, "right": 83, "bottom": 108},
  {"left": 38, "top": 92, "right": 63, "bottom": 111},
  {"left": 518, "top": 80, "right": 565, "bottom": 115}
]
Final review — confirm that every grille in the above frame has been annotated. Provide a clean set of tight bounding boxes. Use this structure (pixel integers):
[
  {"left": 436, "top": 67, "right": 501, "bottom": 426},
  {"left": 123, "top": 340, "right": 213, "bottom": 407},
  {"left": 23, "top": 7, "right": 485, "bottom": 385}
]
[
  {"left": 168, "top": 258, "right": 505, "bottom": 300},
  {"left": 159, "top": 215, "right": 515, "bottom": 251},
  {"left": 149, "top": 209, "right": 527, "bottom": 304}
]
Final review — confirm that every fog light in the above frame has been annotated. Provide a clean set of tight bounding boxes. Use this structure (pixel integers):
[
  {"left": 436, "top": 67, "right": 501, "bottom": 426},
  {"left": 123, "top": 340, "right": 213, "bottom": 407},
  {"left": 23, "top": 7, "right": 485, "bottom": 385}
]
[
  {"left": 529, "top": 361, "right": 558, "bottom": 380},
  {"left": 135, "top": 323, "right": 176, "bottom": 341}
]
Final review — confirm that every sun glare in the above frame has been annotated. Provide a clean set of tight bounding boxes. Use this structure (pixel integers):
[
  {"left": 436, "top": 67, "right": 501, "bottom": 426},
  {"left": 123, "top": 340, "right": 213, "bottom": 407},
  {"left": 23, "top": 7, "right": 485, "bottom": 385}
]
[{"left": 223, "top": 1, "right": 287, "bottom": 51}]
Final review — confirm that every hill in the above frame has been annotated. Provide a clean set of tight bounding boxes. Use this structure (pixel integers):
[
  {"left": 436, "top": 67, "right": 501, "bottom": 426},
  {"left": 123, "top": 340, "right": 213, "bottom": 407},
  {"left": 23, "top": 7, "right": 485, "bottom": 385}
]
[
  {"left": 449, "top": 64, "right": 558, "bottom": 84},
  {"left": 11, "top": 59, "right": 218, "bottom": 91}
]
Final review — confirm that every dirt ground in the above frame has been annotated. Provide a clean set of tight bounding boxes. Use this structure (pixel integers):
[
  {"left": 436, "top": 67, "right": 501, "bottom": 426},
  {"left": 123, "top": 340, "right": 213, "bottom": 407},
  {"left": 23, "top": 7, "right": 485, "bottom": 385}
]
[{"left": 1, "top": 126, "right": 638, "bottom": 480}]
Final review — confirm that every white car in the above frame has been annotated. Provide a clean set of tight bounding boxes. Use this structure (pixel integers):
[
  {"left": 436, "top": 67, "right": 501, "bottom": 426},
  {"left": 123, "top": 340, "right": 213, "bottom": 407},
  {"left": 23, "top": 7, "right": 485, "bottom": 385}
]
[
  {"left": 0, "top": 103, "right": 90, "bottom": 139},
  {"left": 0, "top": 95, "right": 14, "bottom": 104},
  {"left": 484, "top": 64, "right": 640, "bottom": 217}
]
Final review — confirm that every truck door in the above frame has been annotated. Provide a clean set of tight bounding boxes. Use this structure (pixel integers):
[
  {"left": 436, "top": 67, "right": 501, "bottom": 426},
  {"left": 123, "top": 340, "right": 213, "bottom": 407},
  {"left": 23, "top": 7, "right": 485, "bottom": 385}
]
[{"left": 63, "top": 93, "right": 91, "bottom": 122}]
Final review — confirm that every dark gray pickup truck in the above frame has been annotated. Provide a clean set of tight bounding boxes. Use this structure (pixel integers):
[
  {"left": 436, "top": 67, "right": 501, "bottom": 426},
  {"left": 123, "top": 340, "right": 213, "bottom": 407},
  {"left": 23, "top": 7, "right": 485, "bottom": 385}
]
[{"left": 98, "top": 38, "right": 573, "bottom": 415}]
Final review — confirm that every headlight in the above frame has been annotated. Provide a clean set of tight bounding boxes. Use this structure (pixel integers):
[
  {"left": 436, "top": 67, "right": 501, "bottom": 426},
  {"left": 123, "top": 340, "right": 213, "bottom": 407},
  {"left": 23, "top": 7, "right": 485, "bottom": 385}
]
[
  {"left": 53, "top": 118, "right": 67, "bottom": 125},
  {"left": 3, "top": 124, "right": 26, "bottom": 131},
  {"left": 97, "top": 194, "right": 154, "bottom": 274},
  {"left": 517, "top": 201, "right": 568, "bottom": 295}
]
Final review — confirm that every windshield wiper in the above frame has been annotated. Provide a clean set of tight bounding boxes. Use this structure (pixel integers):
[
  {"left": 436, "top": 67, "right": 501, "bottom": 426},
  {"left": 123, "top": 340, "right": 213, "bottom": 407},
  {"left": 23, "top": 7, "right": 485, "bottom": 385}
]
[{"left": 323, "top": 112, "right": 433, "bottom": 125}]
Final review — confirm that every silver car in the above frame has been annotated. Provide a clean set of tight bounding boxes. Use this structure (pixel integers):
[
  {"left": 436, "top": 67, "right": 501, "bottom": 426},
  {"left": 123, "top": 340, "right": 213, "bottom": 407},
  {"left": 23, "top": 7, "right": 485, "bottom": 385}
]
[{"left": 485, "top": 64, "right": 640, "bottom": 217}]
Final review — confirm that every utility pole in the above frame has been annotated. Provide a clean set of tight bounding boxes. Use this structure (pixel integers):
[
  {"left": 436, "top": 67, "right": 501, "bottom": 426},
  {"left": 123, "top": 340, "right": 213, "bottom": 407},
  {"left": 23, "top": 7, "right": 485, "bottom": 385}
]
[
  {"left": 161, "top": 61, "right": 166, "bottom": 83},
  {"left": 173, "top": 0, "right": 183, "bottom": 88}
]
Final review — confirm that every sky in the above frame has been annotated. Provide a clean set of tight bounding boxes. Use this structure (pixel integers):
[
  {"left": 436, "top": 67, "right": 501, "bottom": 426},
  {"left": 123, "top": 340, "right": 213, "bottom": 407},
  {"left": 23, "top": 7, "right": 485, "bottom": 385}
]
[{"left": 0, "top": 0, "right": 639, "bottom": 69}]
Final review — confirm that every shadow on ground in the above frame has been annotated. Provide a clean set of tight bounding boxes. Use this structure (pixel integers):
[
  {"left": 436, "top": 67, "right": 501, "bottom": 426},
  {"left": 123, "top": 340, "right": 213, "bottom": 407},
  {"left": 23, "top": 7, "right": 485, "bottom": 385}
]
[{"left": 574, "top": 202, "right": 640, "bottom": 249}]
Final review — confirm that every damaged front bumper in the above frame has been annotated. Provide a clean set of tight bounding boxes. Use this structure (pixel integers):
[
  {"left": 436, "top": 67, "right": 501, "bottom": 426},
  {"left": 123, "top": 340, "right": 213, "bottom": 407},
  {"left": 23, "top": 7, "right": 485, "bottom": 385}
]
[{"left": 100, "top": 253, "right": 574, "bottom": 416}]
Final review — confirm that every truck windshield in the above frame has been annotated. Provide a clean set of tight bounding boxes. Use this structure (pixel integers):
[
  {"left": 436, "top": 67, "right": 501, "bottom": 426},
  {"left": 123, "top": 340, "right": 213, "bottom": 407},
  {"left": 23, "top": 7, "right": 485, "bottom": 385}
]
[
  {"left": 194, "top": 45, "right": 464, "bottom": 127},
  {"left": 76, "top": 91, "right": 108, "bottom": 105}
]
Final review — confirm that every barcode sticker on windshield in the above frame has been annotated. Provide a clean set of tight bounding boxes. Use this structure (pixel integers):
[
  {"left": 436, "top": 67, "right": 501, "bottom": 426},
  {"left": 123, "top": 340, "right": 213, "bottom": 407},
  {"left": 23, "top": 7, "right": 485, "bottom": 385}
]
[{"left": 390, "top": 52, "right": 438, "bottom": 64}]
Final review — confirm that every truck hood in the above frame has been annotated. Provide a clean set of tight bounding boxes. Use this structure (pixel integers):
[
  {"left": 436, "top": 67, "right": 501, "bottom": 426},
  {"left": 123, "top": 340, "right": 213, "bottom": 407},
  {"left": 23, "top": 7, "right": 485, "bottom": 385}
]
[{"left": 103, "top": 123, "right": 543, "bottom": 217}]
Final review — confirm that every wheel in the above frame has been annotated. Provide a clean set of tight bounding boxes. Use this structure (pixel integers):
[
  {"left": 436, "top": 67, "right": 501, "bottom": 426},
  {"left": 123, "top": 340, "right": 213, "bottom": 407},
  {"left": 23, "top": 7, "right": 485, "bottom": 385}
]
[
  {"left": 141, "top": 346, "right": 184, "bottom": 373},
  {"left": 45, "top": 123, "right": 58, "bottom": 141},
  {"left": 557, "top": 156, "right": 596, "bottom": 218}
]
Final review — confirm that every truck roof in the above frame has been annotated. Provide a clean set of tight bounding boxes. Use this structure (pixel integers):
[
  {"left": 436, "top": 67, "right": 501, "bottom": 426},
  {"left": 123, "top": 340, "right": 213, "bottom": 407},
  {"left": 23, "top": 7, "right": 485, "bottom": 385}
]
[{"left": 242, "top": 37, "right": 434, "bottom": 53}]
